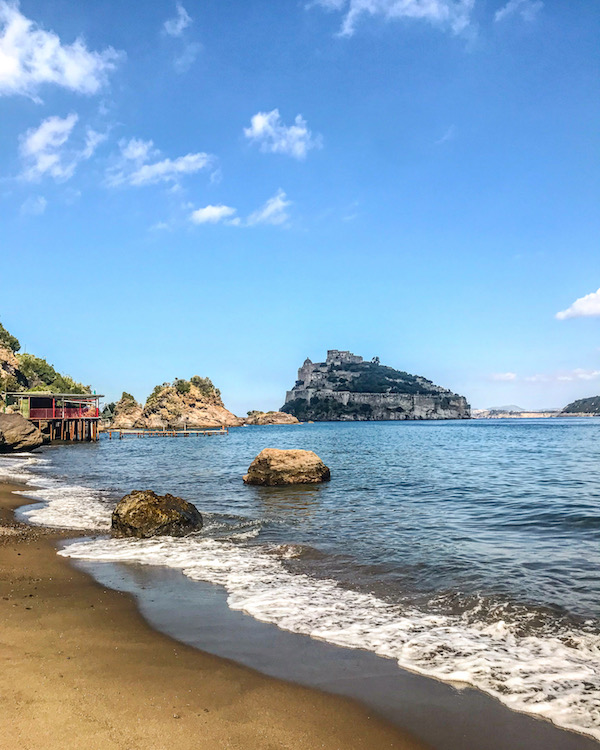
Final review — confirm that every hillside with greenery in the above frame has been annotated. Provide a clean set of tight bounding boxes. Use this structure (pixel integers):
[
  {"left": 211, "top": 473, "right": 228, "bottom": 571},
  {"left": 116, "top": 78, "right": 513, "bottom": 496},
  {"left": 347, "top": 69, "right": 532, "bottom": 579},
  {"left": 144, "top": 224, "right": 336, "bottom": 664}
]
[
  {"left": 561, "top": 396, "right": 600, "bottom": 415},
  {"left": 328, "top": 361, "right": 441, "bottom": 395},
  {"left": 0, "top": 321, "right": 91, "bottom": 395}
]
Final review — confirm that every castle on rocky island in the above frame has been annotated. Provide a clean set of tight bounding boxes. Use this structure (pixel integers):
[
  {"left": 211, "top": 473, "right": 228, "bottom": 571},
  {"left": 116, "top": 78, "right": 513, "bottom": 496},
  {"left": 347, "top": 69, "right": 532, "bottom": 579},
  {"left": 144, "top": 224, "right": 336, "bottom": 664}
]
[{"left": 282, "top": 350, "right": 470, "bottom": 422}]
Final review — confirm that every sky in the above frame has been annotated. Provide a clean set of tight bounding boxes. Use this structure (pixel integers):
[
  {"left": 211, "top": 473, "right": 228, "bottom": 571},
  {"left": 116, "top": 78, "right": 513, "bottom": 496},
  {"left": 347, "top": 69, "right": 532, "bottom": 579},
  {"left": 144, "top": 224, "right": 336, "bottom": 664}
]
[{"left": 0, "top": 0, "right": 598, "bottom": 414}]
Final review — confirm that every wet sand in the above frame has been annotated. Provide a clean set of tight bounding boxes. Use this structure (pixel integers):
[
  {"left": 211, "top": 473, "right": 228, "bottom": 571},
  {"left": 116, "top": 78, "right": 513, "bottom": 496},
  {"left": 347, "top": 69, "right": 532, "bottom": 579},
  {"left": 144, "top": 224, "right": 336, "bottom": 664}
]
[
  {"left": 2, "top": 477, "right": 599, "bottom": 750},
  {"left": 0, "top": 480, "right": 426, "bottom": 750}
]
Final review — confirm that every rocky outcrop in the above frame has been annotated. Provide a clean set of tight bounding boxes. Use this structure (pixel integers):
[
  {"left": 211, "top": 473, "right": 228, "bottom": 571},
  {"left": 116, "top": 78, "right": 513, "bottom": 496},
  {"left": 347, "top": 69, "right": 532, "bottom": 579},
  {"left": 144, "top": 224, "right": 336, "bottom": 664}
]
[
  {"left": 282, "top": 350, "right": 470, "bottom": 421},
  {"left": 111, "top": 490, "right": 203, "bottom": 538},
  {"left": 560, "top": 396, "right": 600, "bottom": 416},
  {"left": 111, "top": 392, "right": 143, "bottom": 429},
  {"left": 134, "top": 377, "right": 243, "bottom": 429},
  {"left": 245, "top": 411, "right": 300, "bottom": 425},
  {"left": 243, "top": 448, "right": 330, "bottom": 486},
  {"left": 0, "top": 413, "right": 45, "bottom": 453},
  {"left": 0, "top": 345, "right": 28, "bottom": 393}
]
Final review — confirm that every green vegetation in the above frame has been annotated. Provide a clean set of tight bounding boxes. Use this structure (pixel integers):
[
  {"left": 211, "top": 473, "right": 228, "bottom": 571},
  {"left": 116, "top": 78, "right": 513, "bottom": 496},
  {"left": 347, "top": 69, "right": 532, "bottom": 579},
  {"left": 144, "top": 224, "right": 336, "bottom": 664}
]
[
  {"left": 562, "top": 396, "right": 600, "bottom": 414},
  {"left": 330, "top": 362, "right": 438, "bottom": 395},
  {"left": 174, "top": 378, "right": 191, "bottom": 394},
  {"left": 16, "top": 353, "right": 91, "bottom": 394},
  {"left": 0, "top": 321, "right": 20, "bottom": 353},
  {"left": 120, "top": 392, "right": 137, "bottom": 404},
  {"left": 145, "top": 376, "right": 221, "bottom": 406},
  {"left": 190, "top": 375, "right": 220, "bottom": 399}
]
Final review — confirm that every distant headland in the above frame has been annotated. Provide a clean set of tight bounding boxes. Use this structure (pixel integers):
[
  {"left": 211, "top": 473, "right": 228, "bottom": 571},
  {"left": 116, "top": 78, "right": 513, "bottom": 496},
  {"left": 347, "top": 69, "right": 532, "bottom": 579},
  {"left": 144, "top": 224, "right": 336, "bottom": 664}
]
[{"left": 281, "top": 350, "right": 470, "bottom": 421}]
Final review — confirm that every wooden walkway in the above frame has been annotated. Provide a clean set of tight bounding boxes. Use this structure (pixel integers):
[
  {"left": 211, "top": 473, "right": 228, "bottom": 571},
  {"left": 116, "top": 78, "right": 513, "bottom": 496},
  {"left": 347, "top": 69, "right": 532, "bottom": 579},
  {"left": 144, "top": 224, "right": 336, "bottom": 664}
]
[{"left": 108, "top": 428, "right": 229, "bottom": 440}]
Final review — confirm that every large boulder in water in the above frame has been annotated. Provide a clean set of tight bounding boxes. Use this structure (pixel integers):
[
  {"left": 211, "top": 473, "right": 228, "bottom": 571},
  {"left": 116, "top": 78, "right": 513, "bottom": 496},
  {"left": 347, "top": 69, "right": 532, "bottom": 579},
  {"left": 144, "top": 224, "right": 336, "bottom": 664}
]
[
  {"left": 243, "top": 448, "right": 330, "bottom": 486},
  {"left": 111, "top": 490, "right": 203, "bottom": 538},
  {"left": 0, "top": 413, "right": 45, "bottom": 453}
]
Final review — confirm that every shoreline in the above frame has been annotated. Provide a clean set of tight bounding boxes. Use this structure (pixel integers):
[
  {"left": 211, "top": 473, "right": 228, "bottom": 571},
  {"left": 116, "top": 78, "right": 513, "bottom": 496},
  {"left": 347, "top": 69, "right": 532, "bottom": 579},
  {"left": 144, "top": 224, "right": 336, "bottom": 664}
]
[
  {"left": 0, "top": 478, "right": 425, "bottom": 750},
  {"left": 2, "top": 468, "right": 599, "bottom": 750}
]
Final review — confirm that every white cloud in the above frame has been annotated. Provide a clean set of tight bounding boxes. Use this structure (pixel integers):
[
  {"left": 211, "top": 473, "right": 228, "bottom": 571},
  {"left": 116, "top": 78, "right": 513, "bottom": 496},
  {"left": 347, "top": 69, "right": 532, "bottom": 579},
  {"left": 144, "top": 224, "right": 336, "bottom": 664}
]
[
  {"left": 0, "top": 1, "right": 122, "bottom": 99},
  {"left": 495, "top": 0, "right": 543, "bottom": 23},
  {"left": 107, "top": 137, "right": 214, "bottom": 187},
  {"left": 82, "top": 128, "right": 107, "bottom": 159},
  {"left": 556, "top": 369, "right": 600, "bottom": 383},
  {"left": 174, "top": 42, "right": 200, "bottom": 73},
  {"left": 244, "top": 109, "right": 321, "bottom": 160},
  {"left": 190, "top": 204, "right": 236, "bottom": 224},
  {"left": 188, "top": 190, "right": 292, "bottom": 229},
  {"left": 164, "top": 3, "right": 192, "bottom": 37},
  {"left": 311, "top": 0, "right": 475, "bottom": 37},
  {"left": 247, "top": 189, "right": 292, "bottom": 226},
  {"left": 491, "top": 372, "right": 517, "bottom": 381},
  {"left": 556, "top": 288, "right": 600, "bottom": 320},
  {"left": 435, "top": 125, "right": 456, "bottom": 145},
  {"left": 19, "top": 113, "right": 107, "bottom": 182},
  {"left": 20, "top": 113, "right": 79, "bottom": 181},
  {"left": 20, "top": 194, "right": 46, "bottom": 215}
]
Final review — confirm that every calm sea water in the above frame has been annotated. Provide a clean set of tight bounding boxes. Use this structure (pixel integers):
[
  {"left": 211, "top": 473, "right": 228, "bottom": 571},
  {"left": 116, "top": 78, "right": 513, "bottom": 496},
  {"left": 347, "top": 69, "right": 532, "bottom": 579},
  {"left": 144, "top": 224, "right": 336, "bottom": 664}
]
[{"left": 2, "top": 419, "right": 599, "bottom": 740}]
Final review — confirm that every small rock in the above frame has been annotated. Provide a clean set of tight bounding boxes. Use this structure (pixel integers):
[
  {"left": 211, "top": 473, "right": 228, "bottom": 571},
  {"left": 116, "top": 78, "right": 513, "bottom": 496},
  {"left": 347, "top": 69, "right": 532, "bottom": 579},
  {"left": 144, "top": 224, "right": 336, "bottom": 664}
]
[
  {"left": 243, "top": 448, "right": 331, "bottom": 486},
  {"left": 111, "top": 490, "right": 203, "bottom": 538}
]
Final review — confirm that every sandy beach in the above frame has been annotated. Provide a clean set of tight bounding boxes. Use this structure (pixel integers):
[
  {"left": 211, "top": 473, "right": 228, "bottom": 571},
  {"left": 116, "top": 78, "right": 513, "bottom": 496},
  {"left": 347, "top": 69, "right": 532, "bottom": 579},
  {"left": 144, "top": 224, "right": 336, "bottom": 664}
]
[{"left": 0, "top": 479, "right": 426, "bottom": 750}]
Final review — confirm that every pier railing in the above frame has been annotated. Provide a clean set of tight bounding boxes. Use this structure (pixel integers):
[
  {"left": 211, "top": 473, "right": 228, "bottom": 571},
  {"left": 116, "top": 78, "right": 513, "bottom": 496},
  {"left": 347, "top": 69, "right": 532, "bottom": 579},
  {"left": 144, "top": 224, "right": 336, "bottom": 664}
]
[{"left": 29, "top": 407, "right": 100, "bottom": 419}]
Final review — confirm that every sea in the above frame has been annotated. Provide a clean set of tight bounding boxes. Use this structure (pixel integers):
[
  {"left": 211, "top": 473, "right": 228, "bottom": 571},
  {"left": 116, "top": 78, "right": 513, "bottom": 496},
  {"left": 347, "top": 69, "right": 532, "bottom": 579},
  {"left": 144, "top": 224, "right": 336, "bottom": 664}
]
[{"left": 1, "top": 418, "right": 599, "bottom": 743}]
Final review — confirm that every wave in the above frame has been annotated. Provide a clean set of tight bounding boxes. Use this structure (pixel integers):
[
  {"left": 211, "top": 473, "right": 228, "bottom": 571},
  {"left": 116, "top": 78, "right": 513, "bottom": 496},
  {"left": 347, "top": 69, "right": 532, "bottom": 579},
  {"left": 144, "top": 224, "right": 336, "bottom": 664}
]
[
  {"left": 59, "top": 533, "right": 600, "bottom": 742},
  {"left": 5, "top": 450, "right": 600, "bottom": 742}
]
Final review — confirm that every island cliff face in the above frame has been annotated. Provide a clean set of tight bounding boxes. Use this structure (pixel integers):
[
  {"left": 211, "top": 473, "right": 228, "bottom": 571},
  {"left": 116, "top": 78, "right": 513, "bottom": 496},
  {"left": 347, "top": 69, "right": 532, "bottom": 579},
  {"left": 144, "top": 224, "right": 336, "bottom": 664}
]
[{"left": 281, "top": 350, "right": 470, "bottom": 421}]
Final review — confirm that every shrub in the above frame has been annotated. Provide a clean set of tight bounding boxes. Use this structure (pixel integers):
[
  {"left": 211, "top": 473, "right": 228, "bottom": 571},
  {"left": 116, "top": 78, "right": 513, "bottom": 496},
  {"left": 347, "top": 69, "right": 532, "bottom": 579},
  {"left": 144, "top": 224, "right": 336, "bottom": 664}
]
[{"left": 0, "top": 322, "right": 20, "bottom": 353}]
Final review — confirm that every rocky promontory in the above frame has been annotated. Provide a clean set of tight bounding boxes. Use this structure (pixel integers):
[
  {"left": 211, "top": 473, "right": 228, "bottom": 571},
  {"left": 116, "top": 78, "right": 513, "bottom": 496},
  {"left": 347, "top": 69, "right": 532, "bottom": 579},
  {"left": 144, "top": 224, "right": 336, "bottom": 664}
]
[
  {"left": 110, "top": 392, "right": 143, "bottom": 429},
  {"left": 129, "top": 377, "right": 243, "bottom": 429},
  {"left": 282, "top": 350, "right": 470, "bottom": 421},
  {"left": 245, "top": 411, "right": 300, "bottom": 425},
  {"left": 560, "top": 396, "right": 600, "bottom": 416}
]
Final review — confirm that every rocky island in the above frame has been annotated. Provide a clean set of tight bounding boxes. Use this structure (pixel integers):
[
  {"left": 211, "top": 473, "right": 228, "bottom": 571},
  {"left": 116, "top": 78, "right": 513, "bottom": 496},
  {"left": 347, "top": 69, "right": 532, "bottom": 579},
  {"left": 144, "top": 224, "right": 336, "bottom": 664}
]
[
  {"left": 560, "top": 396, "right": 600, "bottom": 416},
  {"left": 281, "top": 350, "right": 470, "bottom": 421},
  {"left": 108, "top": 377, "right": 243, "bottom": 430}
]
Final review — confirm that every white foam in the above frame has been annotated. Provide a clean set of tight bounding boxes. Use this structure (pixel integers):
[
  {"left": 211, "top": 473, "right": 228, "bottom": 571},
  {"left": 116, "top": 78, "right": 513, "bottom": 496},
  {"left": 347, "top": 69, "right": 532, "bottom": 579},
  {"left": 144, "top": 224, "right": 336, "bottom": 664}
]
[
  {"left": 60, "top": 534, "right": 600, "bottom": 742},
  {"left": 0, "top": 455, "right": 48, "bottom": 484},
  {"left": 17, "top": 481, "right": 112, "bottom": 530}
]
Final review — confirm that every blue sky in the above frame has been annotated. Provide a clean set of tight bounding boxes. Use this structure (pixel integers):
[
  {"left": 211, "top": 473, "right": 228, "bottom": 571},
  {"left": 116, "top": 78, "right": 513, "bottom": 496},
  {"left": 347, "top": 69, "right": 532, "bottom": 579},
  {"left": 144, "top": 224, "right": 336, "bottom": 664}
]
[{"left": 0, "top": 0, "right": 598, "bottom": 413}]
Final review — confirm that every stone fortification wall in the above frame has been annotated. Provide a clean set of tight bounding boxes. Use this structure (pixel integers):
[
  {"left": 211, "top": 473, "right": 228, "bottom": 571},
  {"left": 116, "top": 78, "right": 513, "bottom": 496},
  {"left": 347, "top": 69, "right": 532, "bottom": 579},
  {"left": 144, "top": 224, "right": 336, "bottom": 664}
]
[{"left": 284, "top": 388, "right": 469, "bottom": 421}]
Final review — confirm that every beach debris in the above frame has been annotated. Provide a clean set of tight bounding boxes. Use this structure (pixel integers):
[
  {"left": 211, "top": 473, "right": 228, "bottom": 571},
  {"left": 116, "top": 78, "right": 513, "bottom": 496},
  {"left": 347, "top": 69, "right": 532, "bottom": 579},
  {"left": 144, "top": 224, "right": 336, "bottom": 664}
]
[
  {"left": 243, "top": 448, "right": 330, "bottom": 486},
  {"left": 111, "top": 490, "right": 203, "bottom": 538},
  {"left": 0, "top": 413, "right": 45, "bottom": 453}
]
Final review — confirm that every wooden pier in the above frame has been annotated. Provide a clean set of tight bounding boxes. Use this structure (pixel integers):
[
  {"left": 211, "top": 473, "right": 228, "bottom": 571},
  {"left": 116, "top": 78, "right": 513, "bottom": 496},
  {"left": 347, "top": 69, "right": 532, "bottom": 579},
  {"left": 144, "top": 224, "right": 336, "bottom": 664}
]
[{"left": 108, "top": 428, "right": 229, "bottom": 439}]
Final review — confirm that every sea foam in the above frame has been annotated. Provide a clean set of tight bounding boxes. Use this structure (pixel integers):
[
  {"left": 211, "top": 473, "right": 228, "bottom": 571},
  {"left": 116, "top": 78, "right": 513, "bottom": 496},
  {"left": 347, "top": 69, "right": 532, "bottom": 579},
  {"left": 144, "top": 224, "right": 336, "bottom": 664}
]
[{"left": 59, "top": 533, "right": 600, "bottom": 742}]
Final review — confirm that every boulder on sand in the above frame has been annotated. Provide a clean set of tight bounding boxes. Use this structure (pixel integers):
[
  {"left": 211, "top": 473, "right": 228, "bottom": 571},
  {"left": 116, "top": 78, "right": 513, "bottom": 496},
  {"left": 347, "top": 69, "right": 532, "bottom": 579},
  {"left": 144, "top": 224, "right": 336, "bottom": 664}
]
[
  {"left": 243, "top": 448, "right": 330, "bottom": 486},
  {"left": 111, "top": 490, "right": 203, "bottom": 538},
  {"left": 0, "top": 413, "right": 45, "bottom": 453}
]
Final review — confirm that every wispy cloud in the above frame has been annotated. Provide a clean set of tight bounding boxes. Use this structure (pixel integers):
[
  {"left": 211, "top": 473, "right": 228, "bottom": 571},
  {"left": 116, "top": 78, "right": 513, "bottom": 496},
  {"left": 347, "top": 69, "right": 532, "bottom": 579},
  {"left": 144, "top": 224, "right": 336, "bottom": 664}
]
[
  {"left": 19, "top": 114, "right": 108, "bottom": 182},
  {"left": 244, "top": 109, "right": 322, "bottom": 160},
  {"left": 495, "top": 0, "right": 543, "bottom": 23},
  {"left": 107, "top": 137, "right": 215, "bottom": 187},
  {"left": 491, "top": 369, "right": 600, "bottom": 384},
  {"left": 190, "top": 204, "right": 236, "bottom": 224},
  {"left": 491, "top": 372, "right": 517, "bottom": 381},
  {"left": 247, "top": 189, "right": 292, "bottom": 226},
  {"left": 20, "top": 194, "right": 46, "bottom": 215},
  {"left": 311, "top": 0, "right": 475, "bottom": 38},
  {"left": 189, "top": 190, "right": 292, "bottom": 228},
  {"left": 556, "top": 288, "right": 600, "bottom": 320},
  {"left": 435, "top": 125, "right": 456, "bottom": 145},
  {"left": 174, "top": 42, "right": 200, "bottom": 73},
  {"left": 164, "top": 3, "right": 192, "bottom": 37},
  {"left": 0, "top": 1, "right": 122, "bottom": 99}
]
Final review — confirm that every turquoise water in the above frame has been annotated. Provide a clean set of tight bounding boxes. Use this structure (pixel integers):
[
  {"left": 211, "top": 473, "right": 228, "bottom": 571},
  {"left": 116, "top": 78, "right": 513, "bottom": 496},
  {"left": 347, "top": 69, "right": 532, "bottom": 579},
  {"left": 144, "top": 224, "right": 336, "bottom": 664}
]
[{"left": 3, "top": 418, "right": 600, "bottom": 740}]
